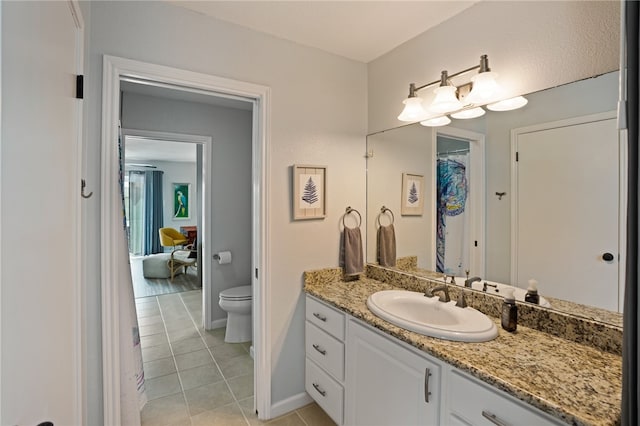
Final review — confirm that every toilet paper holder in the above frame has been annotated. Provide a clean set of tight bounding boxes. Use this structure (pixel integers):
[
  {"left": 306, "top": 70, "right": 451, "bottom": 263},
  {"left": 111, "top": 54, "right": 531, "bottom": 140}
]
[{"left": 213, "top": 251, "right": 232, "bottom": 264}]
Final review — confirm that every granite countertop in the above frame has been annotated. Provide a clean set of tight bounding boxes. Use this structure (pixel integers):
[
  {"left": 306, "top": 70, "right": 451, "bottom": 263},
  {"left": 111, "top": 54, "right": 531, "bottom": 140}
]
[{"left": 304, "top": 274, "right": 622, "bottom": 426}]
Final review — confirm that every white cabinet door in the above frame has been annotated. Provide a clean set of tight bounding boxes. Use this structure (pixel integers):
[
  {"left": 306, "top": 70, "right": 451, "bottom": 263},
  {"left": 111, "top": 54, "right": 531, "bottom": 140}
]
[{"left": 345, "top": 321, "right": 440, "bottom": 426}]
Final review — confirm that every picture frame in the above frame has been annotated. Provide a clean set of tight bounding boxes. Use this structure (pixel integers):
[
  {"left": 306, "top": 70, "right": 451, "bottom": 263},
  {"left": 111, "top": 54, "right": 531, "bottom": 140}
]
[
  {"left": 401, "top": 173, "right": 424, "bottom": 216},
  {"left": 293, "top": 164, "right": 327, "bottom": 220},
  {"left": 172, "top": 183, "right": 190, "bottom": 220}
]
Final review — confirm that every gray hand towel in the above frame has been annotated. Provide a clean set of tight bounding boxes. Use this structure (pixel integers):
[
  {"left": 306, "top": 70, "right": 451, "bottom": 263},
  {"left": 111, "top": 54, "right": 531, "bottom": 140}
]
[
  {"left": 341, "top": 226, "right": 364, "bottom": 276},
  {"left": 377, "top": 224, "right": 397, "bottom": 267}
]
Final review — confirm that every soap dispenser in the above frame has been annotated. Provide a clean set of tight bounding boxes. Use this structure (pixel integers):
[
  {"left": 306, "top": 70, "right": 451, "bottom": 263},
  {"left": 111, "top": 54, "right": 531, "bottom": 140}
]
[
  {"left": 501, "top": 289, "right": 517, "bottom": 332},
  {"left": 525, "top": 279, "right": 540, "bottom": 305}
]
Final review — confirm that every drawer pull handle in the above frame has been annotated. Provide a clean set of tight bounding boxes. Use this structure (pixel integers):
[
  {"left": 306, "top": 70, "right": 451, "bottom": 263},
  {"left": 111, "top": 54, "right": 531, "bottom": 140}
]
[
  {"left": 312, "top": 382, "right": 327, "bottom": 397},
  {"left": 482, "top": 411, "right": 510, "bottom": 426},
  {"left": 312, "top": 344, "right": 327, "bottom": 355},
  {"left": 424, "top": 368, "right": 432, "bottom": 403},
  {"left": 313, "top": 312, "right": 327, "bottom": 322}
]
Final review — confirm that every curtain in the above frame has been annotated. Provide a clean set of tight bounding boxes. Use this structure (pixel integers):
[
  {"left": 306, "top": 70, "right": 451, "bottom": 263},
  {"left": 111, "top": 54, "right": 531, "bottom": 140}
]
[
  {"left": 623, "top": 1, "right": 639, "bottom": 425},
  {"left": 144, "top": 170, "right": 164, "bottom": 255},
  {"left": 436, "top": 154, "right": 469, "bottom": 275},
  {"left": 127, "top": 171, "right": 145, "bottom": 255},
  {"left": 118, "top": 131, "right": 147, "bottom": 424}
]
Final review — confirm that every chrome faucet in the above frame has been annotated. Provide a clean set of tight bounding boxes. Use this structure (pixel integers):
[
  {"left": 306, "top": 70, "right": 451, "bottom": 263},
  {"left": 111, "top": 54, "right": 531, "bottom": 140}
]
[
  {"left": 425, "top": 284, "right": 450, "bottom": 302},
  {"left": 464, "top": 276, "right": 482, "bottom": 288}
]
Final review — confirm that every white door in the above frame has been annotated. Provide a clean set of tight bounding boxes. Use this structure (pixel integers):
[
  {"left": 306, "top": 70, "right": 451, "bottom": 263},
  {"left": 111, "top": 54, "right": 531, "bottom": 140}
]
[
  {"left": 512, "top": 114, "right": 619, "bottom": 311},
  {"left": 1, "top": 1, "right": 82, "bottom": 424}
]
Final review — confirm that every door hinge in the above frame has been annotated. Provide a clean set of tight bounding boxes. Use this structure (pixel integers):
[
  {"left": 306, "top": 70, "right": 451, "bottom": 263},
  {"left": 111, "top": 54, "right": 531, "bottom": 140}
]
[
  {"left": 515, "top": 151, "right": 519, "bottom": 162},
  {"left": 76, "top": 75, "right": 84, "bottom": 99},
  {"left": 475, "top": 240, "right": 478, "bottom": 247},
  {"left": 255, "top": 268, "right": 258, "bottom": 279}
]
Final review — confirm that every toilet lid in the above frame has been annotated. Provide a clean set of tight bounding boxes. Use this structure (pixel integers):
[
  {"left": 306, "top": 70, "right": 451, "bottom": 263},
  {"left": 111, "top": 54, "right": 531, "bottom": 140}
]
[{"left": 220, "top": 285, "right": 252, "bottom": 300}]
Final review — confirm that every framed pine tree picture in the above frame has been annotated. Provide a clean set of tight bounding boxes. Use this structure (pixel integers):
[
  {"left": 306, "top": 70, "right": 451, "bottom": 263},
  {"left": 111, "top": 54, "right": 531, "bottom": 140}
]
[
  {"left": 293, "top": 164, "right": 327, "bottom": 220},
  {"left": 401, "top": 173, "right": 424, "bottom": 215}
]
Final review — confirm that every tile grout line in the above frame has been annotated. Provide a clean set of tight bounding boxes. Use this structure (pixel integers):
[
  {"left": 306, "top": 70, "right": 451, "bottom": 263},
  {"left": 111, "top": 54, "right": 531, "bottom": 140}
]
[
  {"left": 179, "top": 291, "right": 253, "bottom": 425},
  {"left": 150, "top": 294, "right": 191, "bottom": 417}
]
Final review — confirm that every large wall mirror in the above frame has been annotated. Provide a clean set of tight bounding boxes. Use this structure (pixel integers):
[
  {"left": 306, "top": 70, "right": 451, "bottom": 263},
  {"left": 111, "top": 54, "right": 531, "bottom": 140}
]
[{"left": 366, "top": 70, "right": 623, "bottom": 325}]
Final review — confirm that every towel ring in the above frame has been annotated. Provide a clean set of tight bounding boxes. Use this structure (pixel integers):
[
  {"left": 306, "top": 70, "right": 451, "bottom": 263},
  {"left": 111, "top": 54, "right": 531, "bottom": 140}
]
[
  {"left": 343, "top": 206, "right": 362, "bottom": 228},
  {"left": 377, "top": 206, "right": 395, "bottom": 227}
]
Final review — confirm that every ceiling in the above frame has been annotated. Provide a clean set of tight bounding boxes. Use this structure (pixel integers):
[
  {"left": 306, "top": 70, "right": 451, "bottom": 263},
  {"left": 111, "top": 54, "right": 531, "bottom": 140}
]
[{"left": 169, "top": 1, "right": 480, "bottom": 63}]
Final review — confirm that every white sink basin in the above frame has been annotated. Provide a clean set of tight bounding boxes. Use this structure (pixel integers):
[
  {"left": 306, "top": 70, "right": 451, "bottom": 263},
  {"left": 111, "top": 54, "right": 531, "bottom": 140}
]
[{"left": 367, "top": 290, "right": 498, "bottom": 343}]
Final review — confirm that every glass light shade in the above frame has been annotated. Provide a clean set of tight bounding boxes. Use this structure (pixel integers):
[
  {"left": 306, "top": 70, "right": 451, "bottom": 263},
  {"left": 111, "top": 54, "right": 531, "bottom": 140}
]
[
  {"left": 398, "top": 97, "right": 428, "bottom": 122},
  {"left": 466, "top": 71, "right": 501, "bottom": 105},
  {"left": 420, "top": 116, "right": 451, "bottom": 127},
  {"left": 487, "top": 96, "right": 529, "bottom": 111},
  {"left": 451, "top": 107, "right": 485, "bottom": 120},
  {"left": 429, "top": 86, "right": 464, "bottom": 113}
]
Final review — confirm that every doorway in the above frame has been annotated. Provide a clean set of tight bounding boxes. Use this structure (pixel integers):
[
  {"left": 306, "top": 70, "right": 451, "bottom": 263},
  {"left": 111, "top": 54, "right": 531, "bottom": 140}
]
[
  {"left": 101, "top": 56, "right": 271, "bottom": 424},
  {"left": 122, "top": 130, "right": 206, "bottom": 299},
  {"left": 430, "top": 127, "right": 485, "bottom": 278}
]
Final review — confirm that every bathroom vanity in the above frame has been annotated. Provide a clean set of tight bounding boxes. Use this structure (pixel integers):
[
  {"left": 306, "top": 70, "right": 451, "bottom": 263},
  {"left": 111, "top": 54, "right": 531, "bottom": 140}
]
[{"left": 304, "top": 267, "right": 622, "bottom": 426}]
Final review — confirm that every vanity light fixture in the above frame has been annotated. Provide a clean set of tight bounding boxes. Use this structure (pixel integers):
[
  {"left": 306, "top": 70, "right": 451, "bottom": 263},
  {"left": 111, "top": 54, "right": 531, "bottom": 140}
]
[
  {"left": 397, "top": 54, "right": 527, "bottom": 126},
  {"left": 429, "top": 71, "right": 465, "bottom": 113},
  {"left": 487, "top": 95, "right": 529, "bottom": 111},
  {"left": 451, "top": 107, "right": 486, "bottom": 119},
  {"left": 420, "top": 116, "right": 451, "bottom": 127},
  {"left": 397, "top": 83, "right": 429, "bottom": 121}
]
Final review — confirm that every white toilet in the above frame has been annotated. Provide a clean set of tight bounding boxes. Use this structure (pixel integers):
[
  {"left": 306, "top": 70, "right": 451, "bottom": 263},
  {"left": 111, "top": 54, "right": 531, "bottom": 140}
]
[{"left": 218, "top": 285, "right": 252, "bottom": 343}]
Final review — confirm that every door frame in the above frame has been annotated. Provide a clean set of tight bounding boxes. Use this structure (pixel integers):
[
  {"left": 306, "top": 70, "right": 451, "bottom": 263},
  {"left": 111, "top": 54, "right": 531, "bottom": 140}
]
[
  {"left": 510, "top": 111, "right": 624, "bottom": 310},
  {"left": 430, "top": 126, "right": 486, "bottom": 277},
  {"left": 101, "top": 55, "right": 271, "bottom": 423}
]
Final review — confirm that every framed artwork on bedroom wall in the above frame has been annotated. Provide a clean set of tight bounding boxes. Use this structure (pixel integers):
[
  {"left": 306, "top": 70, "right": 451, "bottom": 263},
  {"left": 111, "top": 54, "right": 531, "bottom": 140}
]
[
  {"left": 173, "top": 182, "right": 190, "bottom": 219},
  {"left": 292, "top": 164, "right": 327, "bottom": 220}
]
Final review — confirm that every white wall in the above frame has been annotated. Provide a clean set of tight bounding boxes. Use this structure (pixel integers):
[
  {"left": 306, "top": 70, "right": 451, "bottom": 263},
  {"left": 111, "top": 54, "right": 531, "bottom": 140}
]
[
  {"left": 122, "top": 91, "right": 254, "bottom": 323},
  {"left": 83, "top": 0, "right": 367, "bottom": 418}
]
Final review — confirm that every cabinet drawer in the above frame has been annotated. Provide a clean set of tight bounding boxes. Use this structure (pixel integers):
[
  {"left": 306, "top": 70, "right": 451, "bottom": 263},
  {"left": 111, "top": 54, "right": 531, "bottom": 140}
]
[
  {"left": 306, "top": 321, "right": 345, "bottom": 380},
  {"left": 448, "top": 371, "right": 562, "bottom": 426},
  {"left": 306, "top": 358, "right": 344, "bottom": 425},
  {"left": 306, "top": 296, "right": 345, "bottom": 340}
]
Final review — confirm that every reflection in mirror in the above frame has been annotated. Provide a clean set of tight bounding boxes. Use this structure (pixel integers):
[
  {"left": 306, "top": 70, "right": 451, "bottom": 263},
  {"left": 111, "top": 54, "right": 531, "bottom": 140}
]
[{"left": 367, "top": 71, "right": 623, "bottom": 326}]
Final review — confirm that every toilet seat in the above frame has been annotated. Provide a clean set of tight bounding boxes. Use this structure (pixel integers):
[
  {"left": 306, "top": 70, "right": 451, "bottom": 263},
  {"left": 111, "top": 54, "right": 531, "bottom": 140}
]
[{"left": 220, "top": 285, "right": 252, "bottom": 301}]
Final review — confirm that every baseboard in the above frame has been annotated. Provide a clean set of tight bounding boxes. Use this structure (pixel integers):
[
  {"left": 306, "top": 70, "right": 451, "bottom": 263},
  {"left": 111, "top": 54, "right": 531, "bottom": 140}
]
[
  {"left": 268, "top": 392, "right": 314, "bottom": 419},
  {"left": 209, "top": 318, "right": 226, "bottom": 330}
]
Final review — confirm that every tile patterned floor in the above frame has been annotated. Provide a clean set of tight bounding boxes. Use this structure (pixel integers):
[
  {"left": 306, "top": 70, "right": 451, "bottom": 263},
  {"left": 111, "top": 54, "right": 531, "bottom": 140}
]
[{"left": 137, "top": 290, "right": 336, "bottom": 426}]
